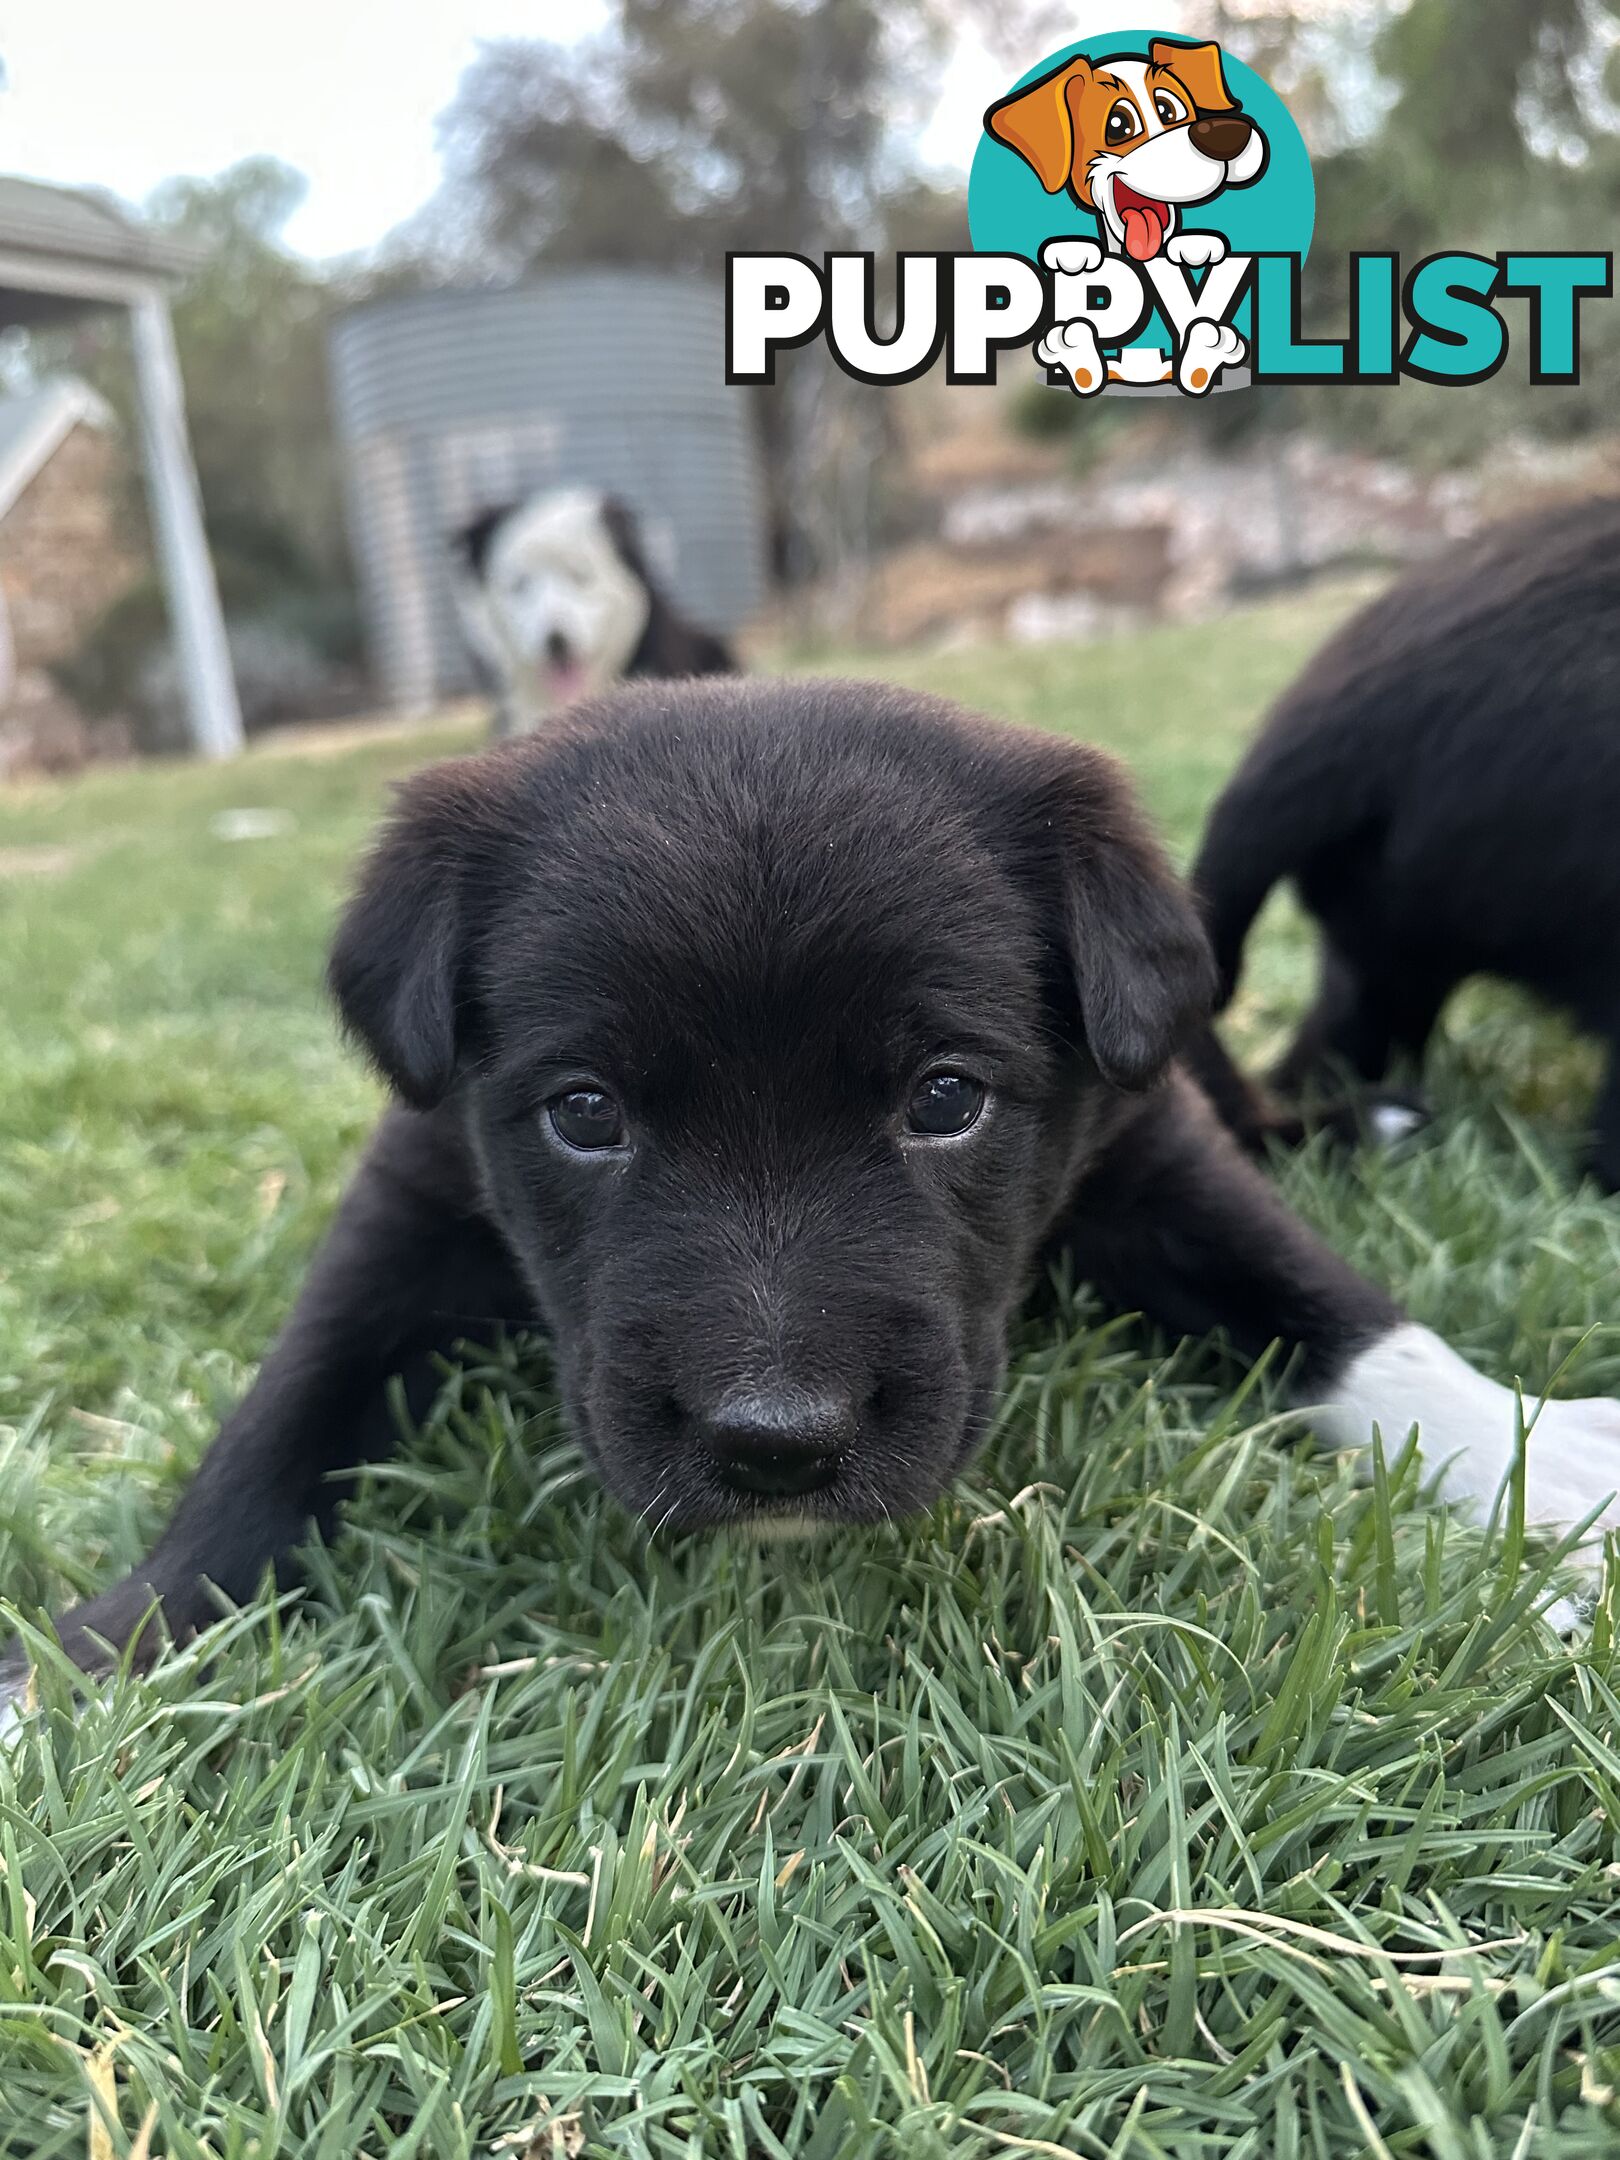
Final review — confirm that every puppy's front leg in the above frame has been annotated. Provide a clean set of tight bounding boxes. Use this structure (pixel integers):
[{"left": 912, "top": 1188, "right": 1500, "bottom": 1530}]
[
  {"left": 6, "top": 1104, "right": 534, "bottom": 1691},
  {"left": 1063, "top": 1074, "right": 1620, "bottom": 1553}
]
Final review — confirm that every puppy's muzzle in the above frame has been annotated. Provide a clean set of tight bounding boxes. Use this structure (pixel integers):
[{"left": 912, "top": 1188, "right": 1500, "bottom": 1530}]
[
  {"left": 702, "top": 1385, "right": 851, "bottom": 1499},
  {"left": 1189, "top": 113, "right": 1254, "bottom": 162}
]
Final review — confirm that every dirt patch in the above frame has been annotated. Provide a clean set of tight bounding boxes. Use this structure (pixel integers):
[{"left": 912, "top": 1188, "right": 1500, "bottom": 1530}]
[
  {"left": 861, "top": 525, "right": 1174, "bottom": 647},
  {"left": 249, "top": 701, "right": 487, "bottom": 760},
  {"left": 0, "top": 842, "right": 87, "bottom": 878}
]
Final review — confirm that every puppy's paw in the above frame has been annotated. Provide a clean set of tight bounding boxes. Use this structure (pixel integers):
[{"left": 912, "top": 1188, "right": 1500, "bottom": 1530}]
[
  {"left": 1166, "top": 230, "right": 1228, "bottom": 269},
  {"left": 1365, "top": 1092, "right": 1431, "bottom": 1145},
  {"left": 1037, "top": 317, "right": 1107, "bottom": 397},
  {"left": 1177, "top": 319, "right": 1246, "bottom": 395},
  {"left": 1317, "top": 1325, "right": 1620, "bottom": 1568},
  {"left": 0, "top": 1654, "right": 34, "bottom": 1747},
  {"left": 1541, "top": 1588, "right": 1595, "bottom": 1639},
  {"left": 1303, "top": 1088, "right": 1432, "bottom": 1152},
  {"left": 1505, "top": 1393, "right": 1620, "bottom": 1536},
  {"left": 1041, "top": 236, "right": 1104, "bottom": 277}
]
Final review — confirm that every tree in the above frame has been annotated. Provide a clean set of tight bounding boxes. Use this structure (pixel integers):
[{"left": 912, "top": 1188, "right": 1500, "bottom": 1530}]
[
  {"left": 1296, "top": 0, "right": 1619, "bottom": 463},
  {"left": 1377, "top": 0, "right": 1591, "bottom": 178},
  {"left": 36, "top": 159, "right": 368, "bottom": 746},
  {"left": 1018, "top": 0, "right": 1620, "bottom": 473},
  {"left": 431, "top": 2, "right": 970, "bottom": 589},
  {"left": 141, "top": 158, "right": 351, "bottom": 593},
  {"left": 437, "top": 0, "right": 1013, "bottom": 271}
]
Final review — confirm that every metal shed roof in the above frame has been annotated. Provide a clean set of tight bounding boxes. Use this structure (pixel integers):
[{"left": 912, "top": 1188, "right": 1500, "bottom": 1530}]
[
  {"left": 0, "top": 175, "right": 199, "bottom": 277},
  {"left": 330, "top": 273, "right": 766, "bottom": 711},
  {"left": 0, "top": 176, "right": 200, "bottom": 325}
]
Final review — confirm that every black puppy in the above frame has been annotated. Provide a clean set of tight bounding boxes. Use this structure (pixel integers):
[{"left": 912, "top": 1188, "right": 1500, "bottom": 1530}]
[
  {"left": 10, "top": 680, "right": 1620, "bottom": 1700},
  {"left": 1192, "top": 497, "right": 1620, "bottom": 1183},
  {"left": 453, "top": 487, "right": 734, "bottom": 738}
]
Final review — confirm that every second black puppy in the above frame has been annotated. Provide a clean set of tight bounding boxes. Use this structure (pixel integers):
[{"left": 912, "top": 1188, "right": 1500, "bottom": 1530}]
[
  {"left": 11, "top": 679, "right": 1620, "bottom": 1701},
  {"left": 1193, "top": 498, "right": 1620, "bottom": 1183}
]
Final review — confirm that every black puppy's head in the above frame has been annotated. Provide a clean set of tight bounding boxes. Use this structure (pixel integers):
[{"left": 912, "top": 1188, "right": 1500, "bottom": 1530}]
[{"left": 329, "top": 681, "right": 1212, "bottom": 1533}]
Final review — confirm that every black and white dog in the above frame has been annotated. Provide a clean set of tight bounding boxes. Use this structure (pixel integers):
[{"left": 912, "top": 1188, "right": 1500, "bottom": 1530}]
[
  {"left": 1192, "top": 497, "right": 1620, "bottom": 1185},
  {"left": 452, "top": 487, "right": 734, "bottom": 736},
  {"left": 6, "top": 679, "right": 1618, "bottom": 1714}
]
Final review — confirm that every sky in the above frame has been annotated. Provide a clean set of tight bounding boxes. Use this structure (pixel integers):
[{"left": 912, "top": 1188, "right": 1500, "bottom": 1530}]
[
  {"left": 0, "top": 1, "right": 1225, "bottom": 261},
  {"left": 0, "top": 0, "right": 606, "bottom": 258}
]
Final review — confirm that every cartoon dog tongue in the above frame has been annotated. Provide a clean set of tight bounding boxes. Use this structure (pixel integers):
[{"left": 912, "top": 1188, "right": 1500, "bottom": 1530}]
[{"left": 1122, "top": 201, "right": 1165, "bottom": 261}]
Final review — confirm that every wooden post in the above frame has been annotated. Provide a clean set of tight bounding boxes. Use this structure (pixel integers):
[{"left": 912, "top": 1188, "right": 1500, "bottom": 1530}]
[{"left": 129, "top": 290, "right": 243, "bottom": 758}]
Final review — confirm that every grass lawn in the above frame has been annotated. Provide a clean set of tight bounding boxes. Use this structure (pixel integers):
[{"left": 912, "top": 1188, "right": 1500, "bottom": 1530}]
[{"left": 2, "top": 594, "right": 1620, "bottom": 2157}]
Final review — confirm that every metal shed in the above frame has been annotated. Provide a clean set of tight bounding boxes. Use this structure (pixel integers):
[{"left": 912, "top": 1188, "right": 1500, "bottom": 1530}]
[
  {"left": 0, "top": 176, "right": 242, "bottom": 756},
  {"left": 329, "top": 273, "right": 765, "bottom": 712}
]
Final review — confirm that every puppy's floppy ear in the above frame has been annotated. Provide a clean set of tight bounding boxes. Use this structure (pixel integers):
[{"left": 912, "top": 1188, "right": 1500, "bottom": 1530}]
[
  {"left": 328, "top": 760, "right": 501, "bottom": 1109},
  {"left": 598, "top": 494, "right": 652, "bottom": 581},
  {"left": 1151, "top": 38, "right": 1237, "bottom": 113},
  {"left": 451, "top": 506, "right": 512, "bottom": 578},
  {"left": 984, "top": 57, "right": 1089, "bottom": 194},
  {"left": 1016, "top": 736, "right": 1217, "bottom": 1092}
]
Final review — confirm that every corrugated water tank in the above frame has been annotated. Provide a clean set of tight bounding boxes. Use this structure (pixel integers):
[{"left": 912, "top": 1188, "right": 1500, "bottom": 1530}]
[{"left": 329, "top": 272, "right": 765, "bottom": 709}]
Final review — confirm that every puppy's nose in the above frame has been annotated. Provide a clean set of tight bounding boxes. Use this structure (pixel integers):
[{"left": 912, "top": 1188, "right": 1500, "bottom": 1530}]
[
  {"left": 1189, "top": 113, "right": 1253, "bottom": 161},
  {"left": 704, "top": 1387, "right": 851, "bottom": 1498},
  {"left": 544, "top": 628, "right": 573, "bottom": 667}
]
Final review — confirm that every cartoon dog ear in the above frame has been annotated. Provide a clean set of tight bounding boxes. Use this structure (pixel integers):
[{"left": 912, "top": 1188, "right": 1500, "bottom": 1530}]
[
  {"left": 1012, "top": 734, "right": 1217, "bottom": 1092},
  {"left": 1151, "top": 38, "right": 1237, "bottom": 113},
  {"left": 984, "top": 57, "right": 1091, "bottom": 194},
  {"left": 328, "top": 760, "right": 503, "bottom": 1108}
]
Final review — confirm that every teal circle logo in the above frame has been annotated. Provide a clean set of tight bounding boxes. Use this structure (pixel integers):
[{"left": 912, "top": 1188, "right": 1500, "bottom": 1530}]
[
  {"left": 969, "top": 32, "right": 1313, "bottom": 262},
  {"left": 969, "top": 31, "right": 1312, "bottom": 388}
]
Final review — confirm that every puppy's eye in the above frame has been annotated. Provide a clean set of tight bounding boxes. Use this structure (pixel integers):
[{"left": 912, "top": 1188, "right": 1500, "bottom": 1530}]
[
  {"left": 1105, "top": 99, "right": 1139, "bottom": 145},
  {"left": 1153, "top": 89, "right": 1187, "bottom": 125},
  {"left": 549, "top": 1087, "right": 626, "bottom": 1152},
  {"left": 906, "top": 1071, "right": 986, "bottom": 1139}
]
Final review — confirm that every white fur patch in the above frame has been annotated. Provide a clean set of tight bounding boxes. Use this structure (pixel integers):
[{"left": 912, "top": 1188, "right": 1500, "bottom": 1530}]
[
  {"left": 0, "top": 1673, "right": 30, "bottom": 1747},
  {"left": 1312, "top": 1323, "right": 1620, "bottom": 1549},
  {"left": 1370, "top": 1102, "right": 1427, "bottom": 1144}
]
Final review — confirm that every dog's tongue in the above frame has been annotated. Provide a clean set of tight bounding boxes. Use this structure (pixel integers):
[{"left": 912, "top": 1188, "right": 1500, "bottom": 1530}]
[
  {"left": 1122, "top": 203, "right": 1164, "bottom": 261},
  {"left": 545, "top": 660, "right": 588, "bottom": 706}
]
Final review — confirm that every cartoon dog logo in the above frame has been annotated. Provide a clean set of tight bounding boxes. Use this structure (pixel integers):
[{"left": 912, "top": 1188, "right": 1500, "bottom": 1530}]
[{"left": 985, "top": 37, "right": 1268, "bottom": 395}]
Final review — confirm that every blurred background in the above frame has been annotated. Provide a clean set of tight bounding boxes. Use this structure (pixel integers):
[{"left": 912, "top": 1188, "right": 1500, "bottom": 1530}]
[{"left": 0, "top": 0, "right": 1615, "bottom": 774}]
